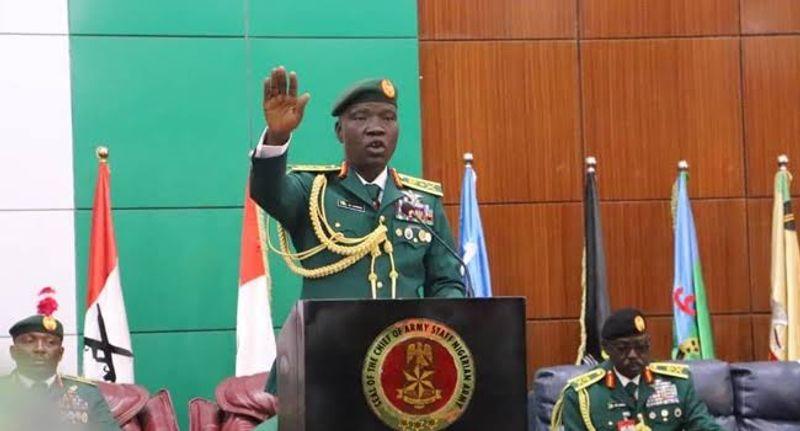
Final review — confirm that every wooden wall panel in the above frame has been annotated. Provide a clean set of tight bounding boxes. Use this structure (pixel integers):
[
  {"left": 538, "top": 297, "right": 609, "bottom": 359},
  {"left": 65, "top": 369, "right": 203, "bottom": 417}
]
[
  {"left": 711, "top": 314, "right": 755, "bottom": 362},
  {"left": 747, "top": 199, "right": 772, "bottom": 312},
  {"left": 602, "top": 201, "right": 674, "bottom": 313},
  {"left": 527, "top": 320, "right": 581, "bottom": 373},
  {"left": 480, "top": 203, "right": 583, "bottom": 319},
  {"left": 751, "top": 314, "right": 772, "bottom": 361},
  {"left": 421, "top": 41, "right": 582, "bottom": 205},
  {"left": 582, "top": 38, "right": 744, "bottom": 200},
  {"left": 743, "top": 36, "right": 800, "bottom": 197},
  {"left": 419, "top": 0, "right": 576, "bottom": 40},
  {"left": 742, "top": 0, "right": 800, "bottom": 34},
  {"left": 602, "top": 200, "right": 749, "bottom": 315},
  {"left": 580, "top": 0, "right": 739, "bottom": 38}
]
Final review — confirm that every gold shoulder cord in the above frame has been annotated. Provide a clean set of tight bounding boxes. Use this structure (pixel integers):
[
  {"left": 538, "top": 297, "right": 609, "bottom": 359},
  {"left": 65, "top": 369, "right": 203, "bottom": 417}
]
[
  {"left": 266, "top": 174, "right": 399, "bottom": 299},
  {"left": 549, "top": 387, "right": 596, "bottom": 431}
]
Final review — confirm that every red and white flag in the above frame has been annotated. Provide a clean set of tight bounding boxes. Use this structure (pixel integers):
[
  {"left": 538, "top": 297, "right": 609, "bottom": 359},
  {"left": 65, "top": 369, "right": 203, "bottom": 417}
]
[
  {"left": 235, "top": 183, "right": 277, "bottom": 376},
  {"left": 82, "top": 150, "right": 134, "bottom": 383}
]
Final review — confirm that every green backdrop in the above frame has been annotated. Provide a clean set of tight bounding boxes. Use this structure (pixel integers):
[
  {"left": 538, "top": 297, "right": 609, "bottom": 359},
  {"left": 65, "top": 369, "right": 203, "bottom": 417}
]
[{"left": 69, "top": 1, "right": 420, "bottom": 428}]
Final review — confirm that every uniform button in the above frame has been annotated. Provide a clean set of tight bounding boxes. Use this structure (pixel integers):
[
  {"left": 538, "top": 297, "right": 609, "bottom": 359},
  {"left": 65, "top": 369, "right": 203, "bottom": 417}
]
[
  {"left": 379, "top": 215, "right": 386, "bottom": 222},
  {"left": 334, "top": 222, "right": 341, "bottom": 228},
  {"left": 377, "top": 281, "right": 384, "bottom": 288}
]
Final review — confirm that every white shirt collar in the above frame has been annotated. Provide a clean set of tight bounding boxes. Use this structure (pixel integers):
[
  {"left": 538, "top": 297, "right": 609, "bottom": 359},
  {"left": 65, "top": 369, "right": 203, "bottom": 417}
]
[
  {"left": 15, "top": 371, "right": 58, "bottom": 388},
  {"left": 355, "top": 167, "right": 388, "bottom": 190},
  {"left": 614, "top": 368, "right": 641, "bottom": 387}
]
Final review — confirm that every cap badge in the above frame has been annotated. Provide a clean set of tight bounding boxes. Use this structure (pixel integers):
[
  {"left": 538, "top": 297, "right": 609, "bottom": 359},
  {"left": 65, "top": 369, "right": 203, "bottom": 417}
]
[
  {"left": 43, "top": 316, "right": 58, "bottom": 332},
  {"left": 380, "top": 79, "right": 396, "bottom": 99},
  {"left": 634, "top": 316, "right": 646, "bottom": 332}
]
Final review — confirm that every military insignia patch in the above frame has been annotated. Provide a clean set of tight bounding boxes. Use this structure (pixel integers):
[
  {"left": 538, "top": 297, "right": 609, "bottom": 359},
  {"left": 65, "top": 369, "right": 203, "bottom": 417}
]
[
  {"left": 362, "top": 318, "right": 475, "bottom": 431},
  {"left": 395, "top": 191, "right": 434, "bottom": 226}
]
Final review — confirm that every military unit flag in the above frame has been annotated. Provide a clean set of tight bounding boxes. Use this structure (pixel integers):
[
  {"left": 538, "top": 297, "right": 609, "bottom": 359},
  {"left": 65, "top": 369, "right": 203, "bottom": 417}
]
[
  {"left": 83, "top": 148, "right": 135, "bottom": 383},
  {"left": 671, "top": 163, "right": 715, "bottom": 360},
  {"left": 769, "top": 157, "right": 800, "bottom": 361},
  {"left": 459, "top": 154, "right": 492, "bottom": 298},
  {"left": 235, "top": 182, "right": 277, "bottom": 376},
  {"left": 576, "top": 157, "right": 611, "bottom": 366}
]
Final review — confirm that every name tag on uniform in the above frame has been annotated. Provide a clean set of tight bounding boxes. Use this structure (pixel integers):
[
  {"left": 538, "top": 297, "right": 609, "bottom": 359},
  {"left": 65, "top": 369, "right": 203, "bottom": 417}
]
[{"left": 337, "top": 199, "right": 366, "bottom": 213}]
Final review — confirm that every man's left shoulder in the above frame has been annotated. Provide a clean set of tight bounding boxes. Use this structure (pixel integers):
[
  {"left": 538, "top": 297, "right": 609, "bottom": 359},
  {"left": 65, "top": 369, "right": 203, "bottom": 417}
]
[
  {"left": 393, "top": 170, "right": 443, "bottom": 198},
  {"left": 648, "top": 362, "right": 691, "bottom": 380}
]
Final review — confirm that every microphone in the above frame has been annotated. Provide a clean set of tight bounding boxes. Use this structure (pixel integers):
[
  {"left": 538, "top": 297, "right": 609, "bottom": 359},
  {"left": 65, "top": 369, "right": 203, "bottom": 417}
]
[{"left": 411, "top": 213, "right": 475, "bottom": 298}]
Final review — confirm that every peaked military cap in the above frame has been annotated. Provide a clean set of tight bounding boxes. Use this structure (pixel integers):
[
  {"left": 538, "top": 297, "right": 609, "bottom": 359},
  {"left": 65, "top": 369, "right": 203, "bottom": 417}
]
[
  {"left": 601, "top": 308, "right": 647, "bottom": 340},
  {"left": 331, "top": 78, "right": 397, "bottom": 116},
  {"left": 9, "top": 314, "right": 64, "bottom": 338}
]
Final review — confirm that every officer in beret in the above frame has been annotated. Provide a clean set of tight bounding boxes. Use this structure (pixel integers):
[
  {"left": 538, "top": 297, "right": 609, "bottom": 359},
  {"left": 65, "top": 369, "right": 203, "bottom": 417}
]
[
  {"left": 551, "top": 309, "right": 721, "bottom": 431},
  {"left": 0, "top": 314, "right": 120, "bottom": 430},
  {"left": 250, "top": 67, "right": 466, "bottom": 429}
]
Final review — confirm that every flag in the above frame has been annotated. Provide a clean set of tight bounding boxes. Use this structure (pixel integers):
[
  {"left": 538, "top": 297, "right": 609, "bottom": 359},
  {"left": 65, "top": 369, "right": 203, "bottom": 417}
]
[
  {"left": 576, "top": 160, "right": 610, "bottom": 365},
  {"left": 769, "top": 162, "right": 800, "bottom": 361},
  {"left": 459, "top": 157, "right": 492, "bottom": 297},
  {"left": 83, "top": 149, "right": 134, "bottom": 383},
  {"left": 235, "top": 182, "right": 277, "bottom": 376},
  {"left": 671, "top": 167, "right": 715, "bottom": 360}
]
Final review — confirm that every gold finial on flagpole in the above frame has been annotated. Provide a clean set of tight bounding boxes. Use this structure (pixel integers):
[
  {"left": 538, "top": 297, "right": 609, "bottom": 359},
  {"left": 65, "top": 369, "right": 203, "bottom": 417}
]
[
  {"left": 677, "top": 160, "right": 689, "bottom": 171},
  {"left": 778, "top": 154, "right": 789, "bottom": 171},
  {"left": 96, "top": 146, "right": 109, "bottom": 163},
  {"left": 463, "top": 152, "right": 474, "bottom": 166},
  {"left": 586, "top": 156, "right": 597, "bottom": 173}
]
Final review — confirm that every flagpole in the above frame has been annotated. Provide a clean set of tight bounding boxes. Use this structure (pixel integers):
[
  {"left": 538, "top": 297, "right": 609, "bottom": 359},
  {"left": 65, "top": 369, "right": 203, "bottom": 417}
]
[
  {"left": 96, "top": 146, "right": 109, "bottom": 163},
  {"left": 779, "top": 154, "right": 789, "bottom": 171},
  {"left": 678, "top": 159, "right": 689, "bottom": 171},
  {"left": 586, "top": 156, "right": 597, "bottom": 173},
  {"left": 463, "top": 152, "right": 473, "bottom": 166}
]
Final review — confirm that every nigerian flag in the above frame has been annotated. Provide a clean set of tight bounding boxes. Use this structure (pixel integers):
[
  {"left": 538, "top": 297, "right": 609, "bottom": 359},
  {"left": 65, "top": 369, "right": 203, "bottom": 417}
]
[{"left": 671, "top": 165, "right": 715, "bottom": 360}]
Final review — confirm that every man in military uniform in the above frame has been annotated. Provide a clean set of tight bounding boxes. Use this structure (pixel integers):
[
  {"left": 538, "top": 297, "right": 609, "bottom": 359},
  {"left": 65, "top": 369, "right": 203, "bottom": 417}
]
[
  {"left": 250, "top": 67, "right": 465, "bottom": 429},
  {"left": 0, "top": 314, "right": 120, "bottom": 430},
  {"left": 551, "top": 309, "right": 721, "bottom": 431}
]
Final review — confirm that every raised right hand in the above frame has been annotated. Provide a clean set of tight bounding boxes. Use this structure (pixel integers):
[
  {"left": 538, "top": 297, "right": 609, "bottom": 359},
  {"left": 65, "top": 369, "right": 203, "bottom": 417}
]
[{"left": 263, "top": 66, "right": 311, "bottom": 145}]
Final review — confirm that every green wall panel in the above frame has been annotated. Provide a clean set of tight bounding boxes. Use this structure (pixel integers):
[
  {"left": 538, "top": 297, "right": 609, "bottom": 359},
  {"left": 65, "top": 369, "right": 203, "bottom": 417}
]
[
  {"left": 69, "top": 0, "right": 245, "bottom": 36},
  {"left": 247, "top": 38, "right": 422, "bottom": 176},
  {"left": 132, "top": 330, "right": 235, "bottom": 431},
  {"left": 75, "top": 208, "right": 240, "bottom": 332},
  {"left": 71, "top": 37, "right": 251, "bottom": 208},
  {"left": 248, "top": 0, "right": 417, "bottom": 37}
]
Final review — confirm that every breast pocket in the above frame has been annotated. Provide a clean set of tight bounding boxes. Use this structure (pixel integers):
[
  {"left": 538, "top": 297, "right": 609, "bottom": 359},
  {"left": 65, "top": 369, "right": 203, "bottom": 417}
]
[{"left": 390, "top": 223, "right": 433, "bottom": 252}]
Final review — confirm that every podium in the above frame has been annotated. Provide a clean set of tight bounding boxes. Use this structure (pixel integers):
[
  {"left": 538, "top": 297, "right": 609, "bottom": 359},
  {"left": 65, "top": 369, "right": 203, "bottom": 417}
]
[{"left": 275, "top": 298, "right": 527, "bottom": 430}]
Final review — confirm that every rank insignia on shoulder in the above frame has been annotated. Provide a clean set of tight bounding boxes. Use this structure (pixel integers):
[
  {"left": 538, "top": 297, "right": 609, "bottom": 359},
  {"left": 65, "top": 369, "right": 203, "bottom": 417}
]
[
  {"left": 396, "top": 173, "right": 443, "bottom": 197},
  {"left": 648, "top": 362, "right": 689, "bottom": 379},
  {"left": 395, "top": 190, "right": 434, "bottom": 226},
  {"left": 568, "top": 368, "right": 605, "bottom": 390},
  {"left": 288, "top": 164, "right": 341, "bottom": 173},
  {"left": 61, "top": 374, "right": 97, "bottom": 386}
]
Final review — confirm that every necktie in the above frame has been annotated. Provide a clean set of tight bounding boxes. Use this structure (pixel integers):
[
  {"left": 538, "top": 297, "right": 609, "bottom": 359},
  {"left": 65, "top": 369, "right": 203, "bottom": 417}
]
[
  {"left": 365, "top": 184, "right": 381, "bottom": 209},
  {"left": 624, "top": 382, "right": 638, "bottom": 400}
]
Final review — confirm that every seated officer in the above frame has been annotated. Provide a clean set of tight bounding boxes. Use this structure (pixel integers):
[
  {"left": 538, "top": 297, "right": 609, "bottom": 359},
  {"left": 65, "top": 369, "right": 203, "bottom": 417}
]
[
  {"left": 0, "top": 313, "right": 120, "bottom": 430},
  {"left": 551, "top": 309, "right": 721, "bottom": 431}
]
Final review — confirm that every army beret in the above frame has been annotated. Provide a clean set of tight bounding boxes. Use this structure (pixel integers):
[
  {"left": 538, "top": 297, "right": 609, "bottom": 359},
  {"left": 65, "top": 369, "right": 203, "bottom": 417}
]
[
  {"left": 331, "top": 78, "right": 397, "bottom": 117},
  {"left": 601, "top": 308, "right": 647, "bottom": 340},
  {"left": 9, "top": 314, "right": 64, "bottom": 339}
]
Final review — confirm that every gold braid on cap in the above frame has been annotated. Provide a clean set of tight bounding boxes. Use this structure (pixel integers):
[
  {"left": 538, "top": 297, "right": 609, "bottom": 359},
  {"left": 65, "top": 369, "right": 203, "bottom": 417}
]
[{"left": 267, "top": 174, "right": 398, "bottom": 299}]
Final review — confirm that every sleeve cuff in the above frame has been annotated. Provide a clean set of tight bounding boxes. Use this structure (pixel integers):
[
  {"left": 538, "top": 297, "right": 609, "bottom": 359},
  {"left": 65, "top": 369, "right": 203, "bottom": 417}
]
[{"left": 253, "top": 128, "right": 290, "bottom": 158}]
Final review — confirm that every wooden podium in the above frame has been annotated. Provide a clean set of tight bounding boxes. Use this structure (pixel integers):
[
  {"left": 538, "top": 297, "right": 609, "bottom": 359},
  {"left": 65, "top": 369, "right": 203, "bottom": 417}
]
[{"left": 275, "top": 298, "right": 527, "bottom": 430}]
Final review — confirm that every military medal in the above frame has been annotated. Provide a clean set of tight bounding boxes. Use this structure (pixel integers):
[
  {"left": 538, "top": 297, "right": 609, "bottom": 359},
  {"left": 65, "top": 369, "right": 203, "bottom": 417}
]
[{"left": 395, "top": 191, "right": 434, "bottom": 226}]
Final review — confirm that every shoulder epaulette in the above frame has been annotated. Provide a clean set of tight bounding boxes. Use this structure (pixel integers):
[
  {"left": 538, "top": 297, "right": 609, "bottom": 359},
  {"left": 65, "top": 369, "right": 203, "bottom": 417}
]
[
  {"left": 61, "top": 375, "right": 98, "bottom": 386},
  {"left": 648, "top": 362, "right": 689, "bottom": 379},
  {"left": 397, "top": 173, "right": 443, "bottom": 197},
  {"left": 289, "top": 164, "right": 340, "bottom": 173},
  {"left": 567, "top": 368, "right": 606, "bottom": 391}
]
